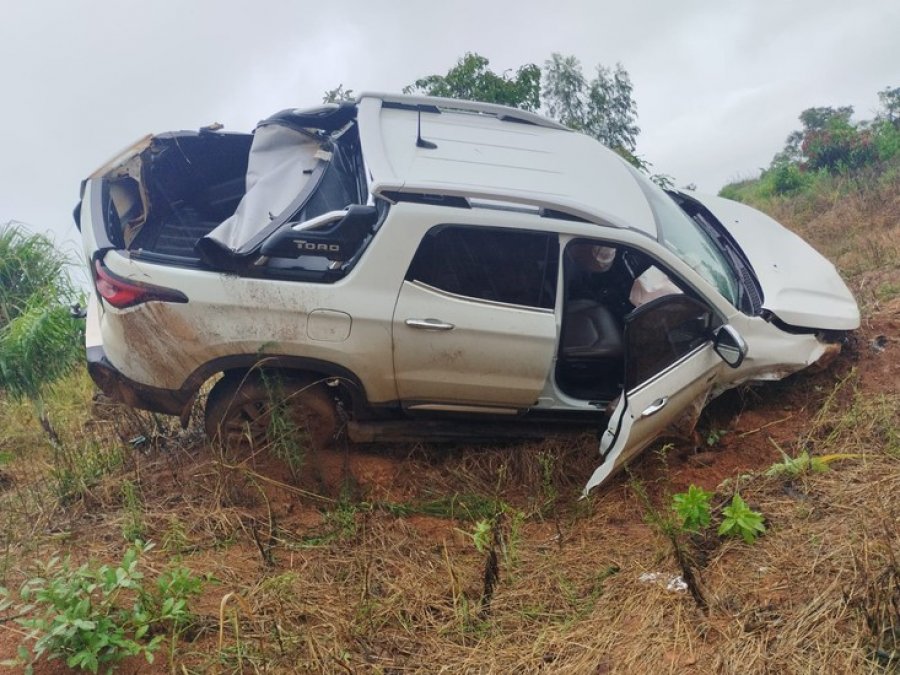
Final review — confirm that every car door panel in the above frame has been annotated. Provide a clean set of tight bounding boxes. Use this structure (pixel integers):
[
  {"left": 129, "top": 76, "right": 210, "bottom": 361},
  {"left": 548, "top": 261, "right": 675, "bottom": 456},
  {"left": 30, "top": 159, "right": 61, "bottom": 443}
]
[
  {"left": 392, "top": 280, "right": 557, "bottom": 407},
  {"left": 584, "top": 294, "right": 726, "bottom": 493}
]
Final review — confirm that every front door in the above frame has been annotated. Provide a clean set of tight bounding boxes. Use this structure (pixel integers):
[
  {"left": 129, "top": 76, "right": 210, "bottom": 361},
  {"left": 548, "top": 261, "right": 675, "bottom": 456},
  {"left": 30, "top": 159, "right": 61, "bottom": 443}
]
[{"left": 584, "top": 294, "right": 725, "bottom": 492}]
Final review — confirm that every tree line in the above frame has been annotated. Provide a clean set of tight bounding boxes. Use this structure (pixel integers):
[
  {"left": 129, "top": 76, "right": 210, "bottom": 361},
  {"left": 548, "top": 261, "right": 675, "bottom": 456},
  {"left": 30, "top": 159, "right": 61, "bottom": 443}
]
[{"left": 324, "top": 52, "right": 647, "bottom": 171}]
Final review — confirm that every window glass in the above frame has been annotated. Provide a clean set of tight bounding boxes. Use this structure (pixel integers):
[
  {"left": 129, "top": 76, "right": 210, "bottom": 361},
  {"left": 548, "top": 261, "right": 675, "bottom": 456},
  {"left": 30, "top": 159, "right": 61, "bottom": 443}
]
[
  {"left": 626, "top": 166, "right": 740, "bottom": 306},
  {"left": 407, "top": 226, "right": 559, "bottom": 309},
  {"left": 624, "top": 295, "right": 719, "bottom": 389}
]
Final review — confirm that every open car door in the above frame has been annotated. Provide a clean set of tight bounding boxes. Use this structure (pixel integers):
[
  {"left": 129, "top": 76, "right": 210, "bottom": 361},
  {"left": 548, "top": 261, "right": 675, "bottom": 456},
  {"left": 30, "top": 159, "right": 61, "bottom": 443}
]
[{"left": 583, "top": 294, "right": 737, "bottom": 494}]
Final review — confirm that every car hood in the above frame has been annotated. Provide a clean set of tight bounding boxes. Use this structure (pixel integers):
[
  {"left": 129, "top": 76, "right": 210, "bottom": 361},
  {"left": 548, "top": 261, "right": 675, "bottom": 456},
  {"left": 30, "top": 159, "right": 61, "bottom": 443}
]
[{"left": 687, "top": 193, "right": 859, "bottom": 331}]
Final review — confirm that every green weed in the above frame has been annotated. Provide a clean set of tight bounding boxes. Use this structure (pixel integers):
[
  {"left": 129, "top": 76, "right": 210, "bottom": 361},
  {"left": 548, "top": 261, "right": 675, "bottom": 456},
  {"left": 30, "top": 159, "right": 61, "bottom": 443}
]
[
  {"left": 765, "top": 450, "right": 829, "bottom": 478},
  {"left": 1, "top": 541, "right": 203, "bottom": 673},
  {"left": 120, "top": 480, "right": 145, "bottom": 542},
  {"left": 718, "top": 494, "right": 766, "bottom": 544},
  {"left": 671, "top": 485, "right": 712, "bottom": 532}
]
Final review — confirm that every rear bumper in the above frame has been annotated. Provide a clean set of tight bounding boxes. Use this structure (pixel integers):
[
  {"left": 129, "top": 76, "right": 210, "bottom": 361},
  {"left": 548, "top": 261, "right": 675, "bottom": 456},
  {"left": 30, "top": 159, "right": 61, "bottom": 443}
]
[{"left": 86, "top": 345, "right": 193, "bottom": 416}]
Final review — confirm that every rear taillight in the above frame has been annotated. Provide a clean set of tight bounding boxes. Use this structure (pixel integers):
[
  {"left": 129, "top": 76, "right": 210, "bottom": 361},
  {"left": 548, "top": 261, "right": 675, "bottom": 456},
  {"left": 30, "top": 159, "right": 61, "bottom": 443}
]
[{"left": 94, "top": 259, "right": 188, "bottom": 309}]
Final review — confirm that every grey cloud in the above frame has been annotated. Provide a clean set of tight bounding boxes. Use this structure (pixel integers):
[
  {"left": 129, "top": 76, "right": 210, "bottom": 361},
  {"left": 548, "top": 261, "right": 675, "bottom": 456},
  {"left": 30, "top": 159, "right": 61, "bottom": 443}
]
[{"left": 1, "top": 0, "right": 897, "bottom": 250}]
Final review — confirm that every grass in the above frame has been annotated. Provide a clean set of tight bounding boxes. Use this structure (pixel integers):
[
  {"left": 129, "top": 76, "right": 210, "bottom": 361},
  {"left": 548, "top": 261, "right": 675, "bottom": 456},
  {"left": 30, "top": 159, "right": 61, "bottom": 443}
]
[{"left": 1, "top": 167, "right": 898, "bottom": 670}]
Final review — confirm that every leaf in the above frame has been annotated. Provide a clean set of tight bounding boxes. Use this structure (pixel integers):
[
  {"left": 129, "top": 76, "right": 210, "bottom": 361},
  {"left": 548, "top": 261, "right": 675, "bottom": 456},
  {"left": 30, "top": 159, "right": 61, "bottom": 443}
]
[{"left": 718, "top": 494, "right": 766, "bottom": 544}]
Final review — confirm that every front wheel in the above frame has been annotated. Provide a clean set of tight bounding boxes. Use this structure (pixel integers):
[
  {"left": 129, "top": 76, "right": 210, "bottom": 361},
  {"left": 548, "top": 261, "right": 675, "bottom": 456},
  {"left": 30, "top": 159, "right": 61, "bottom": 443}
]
[{"left": 204, "top": 372, "right": 338, "bottom": 454}]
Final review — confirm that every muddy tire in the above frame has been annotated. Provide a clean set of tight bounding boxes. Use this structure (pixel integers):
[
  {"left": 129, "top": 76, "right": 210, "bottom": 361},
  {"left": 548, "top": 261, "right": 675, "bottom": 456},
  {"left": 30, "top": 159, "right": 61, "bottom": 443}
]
[{"left": 204, "top": 372, "right": 338, "bottom": 453}]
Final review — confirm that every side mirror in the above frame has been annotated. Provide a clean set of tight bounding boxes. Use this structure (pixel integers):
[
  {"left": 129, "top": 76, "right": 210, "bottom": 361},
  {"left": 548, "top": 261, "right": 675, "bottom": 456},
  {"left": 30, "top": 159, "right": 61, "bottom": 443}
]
[{"left": 713, "top": 325, "right": 747, "bottom": 368}]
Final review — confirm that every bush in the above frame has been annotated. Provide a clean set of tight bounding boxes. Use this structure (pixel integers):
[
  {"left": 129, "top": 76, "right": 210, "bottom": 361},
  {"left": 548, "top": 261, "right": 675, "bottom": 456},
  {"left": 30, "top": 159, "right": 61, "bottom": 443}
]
[
  {"left": 873, "top": 120, "right": 900, "bottom": 162},
  {"left": 802, "top": 119, "right": 877, "bottom": 173},
  {"left": 0, "top": 223, "right": 83, "bottom": 404},
  {"left": 0, "top": 541, "right": 203, "bottom": 673},
  {"left": 769, "top": 163, "right": 809, "bottom": 195}
]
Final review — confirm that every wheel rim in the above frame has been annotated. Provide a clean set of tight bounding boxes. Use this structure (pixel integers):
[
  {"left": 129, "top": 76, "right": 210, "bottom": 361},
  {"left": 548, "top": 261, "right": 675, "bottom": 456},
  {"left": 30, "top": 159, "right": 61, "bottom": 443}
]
[{"left": 217, "top": 395, "right": 320, "bottom": 455}]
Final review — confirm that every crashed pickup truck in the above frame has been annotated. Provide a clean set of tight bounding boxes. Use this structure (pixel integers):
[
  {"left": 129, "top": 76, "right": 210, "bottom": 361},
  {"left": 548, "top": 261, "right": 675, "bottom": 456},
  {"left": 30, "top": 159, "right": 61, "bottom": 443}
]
[{"left": 75, "top": 92, "right": 859, "bottom": 492}]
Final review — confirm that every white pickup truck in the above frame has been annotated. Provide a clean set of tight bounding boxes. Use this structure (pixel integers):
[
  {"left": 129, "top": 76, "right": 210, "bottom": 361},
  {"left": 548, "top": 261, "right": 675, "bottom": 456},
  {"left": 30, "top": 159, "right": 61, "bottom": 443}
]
[{"left": 76, "top": 93, "right": 858, "bottom": 491}]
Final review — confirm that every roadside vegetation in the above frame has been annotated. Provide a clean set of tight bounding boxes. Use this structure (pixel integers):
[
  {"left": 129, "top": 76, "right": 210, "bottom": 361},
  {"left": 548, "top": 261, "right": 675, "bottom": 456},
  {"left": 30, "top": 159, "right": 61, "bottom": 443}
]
[{"left": 1, "top": 88, "right": 898, "bottom": 671}]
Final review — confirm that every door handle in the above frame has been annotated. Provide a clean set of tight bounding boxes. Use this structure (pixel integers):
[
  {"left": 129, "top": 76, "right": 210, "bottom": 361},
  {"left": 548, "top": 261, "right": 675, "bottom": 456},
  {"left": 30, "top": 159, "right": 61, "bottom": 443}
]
[
  {"left": 641, "top": 397, "right": 669, "bottom": 418},
  {"left": 406, "top": 318, "right": 455, "bottom": 331}
]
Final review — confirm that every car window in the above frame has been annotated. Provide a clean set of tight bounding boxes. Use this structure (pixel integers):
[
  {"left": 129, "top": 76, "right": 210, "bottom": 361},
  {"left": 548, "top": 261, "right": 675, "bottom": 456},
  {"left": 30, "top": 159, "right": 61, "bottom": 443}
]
[
  {"left": 625, "top": 166, "right": 740, "bottom": 306},
  {"left": 406, "top": 226, "right": 559, "bottom": 309},
  {"left": 624, "top": 295, "right": 720, "bottom": 389}
]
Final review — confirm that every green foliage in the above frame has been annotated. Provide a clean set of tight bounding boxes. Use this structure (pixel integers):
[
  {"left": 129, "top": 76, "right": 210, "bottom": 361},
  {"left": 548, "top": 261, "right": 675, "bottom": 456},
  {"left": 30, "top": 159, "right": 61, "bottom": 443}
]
[
  {"left": 0, "top": 301, "right": 84, "bottom": 403},
  {"left": 718, "top": 494, "right": 766, "bottom": 544},
  {"left": 383, "top": 492, "right": 503, "bottom": 521},
  {"left": 543, "top": 53, "right": 640, "bottom": 154},
  {"left": 402, "top": 51, "right": 640, "bottom": 160},
  {"left": 720, "top": 84, "right": 900, "bottom": 201},
  {"left": 765, "top": 450, "right": 829, "bottom": 478},
  {"left": 767, "top": 162, "right": 809, "bottom": 195},
  {"left": 872, "top": 118, "right": 900, "bottom": 162},
  {"left": 469, "top": 518, "right": 493, "bottom": 554},
  {"left": 405, "top": 52, "right": 541, "bottom": 112},
  {"left": 121, "top": 480, "right": 145, "bottom": 542},
  {"left": 876, "top": 86, "right": 900, "bottom": 124},
  {"left": 802, "top": 116, "right": 877, "bottom": 173},
  {"left": 3, "top": 541, "right": 203, "bottom": 673},
  {"left": 51, "top": 437, "right": 126, "bottom": 504},
  {"left": 705, "top": 429, "right": 727, "bottom": 446},
  {"left": 0, "top": 223, "right": 73, "bottom": 327},
  {"left": 0, "top": 223, "right": 83, "bottom": 404},
  {"left": 671, "top": 485, "right": 712, "bottom": 532},
  {"left": 322, "top": 84, "right": 354, "bottom": 104}
]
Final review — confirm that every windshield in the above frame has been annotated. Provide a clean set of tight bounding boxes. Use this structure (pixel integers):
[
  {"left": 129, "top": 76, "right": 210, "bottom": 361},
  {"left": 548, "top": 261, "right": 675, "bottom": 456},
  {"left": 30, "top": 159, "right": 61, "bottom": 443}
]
[{"left": 626, "top": 166, "right": 739, "bottom": 305}]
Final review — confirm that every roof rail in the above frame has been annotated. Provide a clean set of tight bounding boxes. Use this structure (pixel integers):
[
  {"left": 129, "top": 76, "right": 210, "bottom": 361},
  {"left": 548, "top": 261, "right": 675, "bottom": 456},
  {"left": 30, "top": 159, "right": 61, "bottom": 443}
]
[{"left": 356, "top": 91, "right": 570, "bottom": 132}]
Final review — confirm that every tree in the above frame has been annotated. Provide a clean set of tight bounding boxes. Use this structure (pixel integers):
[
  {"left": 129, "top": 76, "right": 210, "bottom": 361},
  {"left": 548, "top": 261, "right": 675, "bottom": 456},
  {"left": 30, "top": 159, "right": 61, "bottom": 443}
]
[
  {"left": 876, "top": 86, "right": 900, "bottom": 125},
  {"left": 403, "top": 52, "right": 641, "bottom": 162},
  {"left": 772, "top": 105, "right": 869, "bottom": 173},
  {"left": 543, "top": 53, "right": 640, "bottom": 155},
  {"left": 322, "top": 84, "right": 355, "bottom": 105},
  {"left": 404, "top": 53, "right": 541, "bottom": 112},
  {"left": 798, "top": 105, "right": 854, "bottom": 132}
]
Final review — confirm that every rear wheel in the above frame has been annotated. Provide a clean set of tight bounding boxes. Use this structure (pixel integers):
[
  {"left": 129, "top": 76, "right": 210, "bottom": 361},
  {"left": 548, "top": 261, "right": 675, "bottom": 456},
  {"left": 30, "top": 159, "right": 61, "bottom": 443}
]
[{"left": 204, "top": 372, "right": 338, "bottom": 453}]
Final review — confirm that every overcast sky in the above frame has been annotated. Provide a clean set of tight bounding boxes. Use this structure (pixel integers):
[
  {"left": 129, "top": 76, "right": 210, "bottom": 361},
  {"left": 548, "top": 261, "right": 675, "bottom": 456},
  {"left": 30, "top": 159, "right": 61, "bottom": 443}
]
[{"left": 1, "top": 0, "right": 897, "bottom": 257}]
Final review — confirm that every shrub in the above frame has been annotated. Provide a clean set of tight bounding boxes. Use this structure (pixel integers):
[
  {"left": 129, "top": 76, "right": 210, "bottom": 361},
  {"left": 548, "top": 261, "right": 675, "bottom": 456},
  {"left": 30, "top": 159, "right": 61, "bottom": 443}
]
[
  {"left": 0, "top": 224, "right": 84, "bottom": 443},
  {"left": 802, "top": 119, "right": 877, "bottom": 173},
  {"left": 0, "top": 541, "right": 203, "bottom": 673},
  {"left": 873, "top": 120, "right": 900, "bottom": 162},
  {"left": 769, "top": 163, "right": 809, "bottom": 195}
]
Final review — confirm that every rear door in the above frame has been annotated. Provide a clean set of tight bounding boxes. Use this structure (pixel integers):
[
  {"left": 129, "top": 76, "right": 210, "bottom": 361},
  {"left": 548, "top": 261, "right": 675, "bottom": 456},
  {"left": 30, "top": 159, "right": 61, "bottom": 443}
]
[
  {"left": 584, "top": 294, "right": 725, "bottom": 492},
  {"left": 392, "top": 225, "right": 559, "bottom": 409}
]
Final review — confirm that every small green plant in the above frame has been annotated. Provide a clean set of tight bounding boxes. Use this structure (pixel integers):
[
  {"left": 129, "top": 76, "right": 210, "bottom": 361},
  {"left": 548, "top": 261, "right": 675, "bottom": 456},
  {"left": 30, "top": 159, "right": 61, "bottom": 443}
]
[
  {"left": 672, "top": 485, "right": 712, "bottom": 532},
  {"left": 718, "top": 494, "right": 766, "bottom": 544},
  {"left": 2, "top": 541, "right": 203, "bottom": 673},
  {"left": 765, "top": 450, "right": 829, "bottom": 478},
  {"left": 161, "top": 516, "right": 189, "bottom": 554},
  {"left": 705, "top": 429, "right": 727, "bottom": 446},
  {"left": 298, "top": 497, "right": 361, "bottom": 547},
  {"left": 537, "top": 450, "right": 558, "bottom": 510},
  {"left": 120, "top": 480, "right": 145, "bottom": 542},
  {"left": 469, "top": 519, "right": 492, "bottom": 554},
  {"left": 630, "top": 475, "right": 707, "bottom": 610}
]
